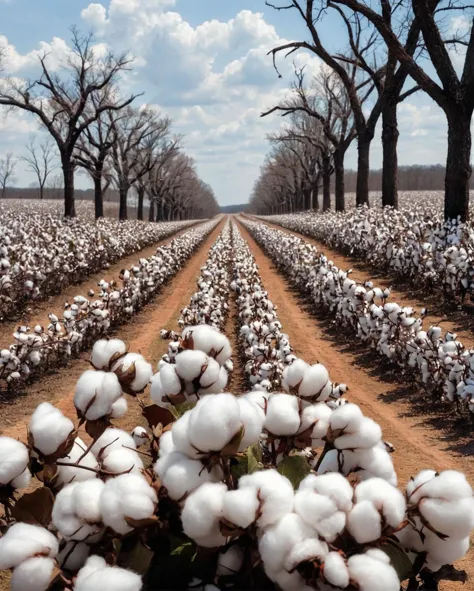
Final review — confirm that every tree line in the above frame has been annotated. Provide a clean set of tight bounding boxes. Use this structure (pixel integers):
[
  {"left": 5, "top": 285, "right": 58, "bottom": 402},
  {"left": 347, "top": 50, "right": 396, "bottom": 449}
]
[
  {"left": 250, "top": 0, "right": 474, "bottom": 221},
  {"left": 0, "top": 28, "right": 219, "bottom": 221}
]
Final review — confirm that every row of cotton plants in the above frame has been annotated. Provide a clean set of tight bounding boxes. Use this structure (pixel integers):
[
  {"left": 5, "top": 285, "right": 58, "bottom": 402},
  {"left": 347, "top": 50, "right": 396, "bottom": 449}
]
[
  {"left": 1, "top": 325, "right": 473, "bottom": 590},
  {"left": 0, "top": 220, "right": 219, "bottom": 391},
  {"left": 0, "top": 200, "right": 198, "bottom": 320},
  {"left": 240, "top": 218, "right": 474, "bottom": 420},
  {"left": 259, "top": 204, "right": 474, "bottom": 304}
]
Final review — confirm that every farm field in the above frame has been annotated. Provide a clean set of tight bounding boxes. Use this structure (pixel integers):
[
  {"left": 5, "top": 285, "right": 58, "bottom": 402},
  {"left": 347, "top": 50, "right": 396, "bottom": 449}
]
[{"left": 0, "top": 212, "right": 473, "bottom": 591}]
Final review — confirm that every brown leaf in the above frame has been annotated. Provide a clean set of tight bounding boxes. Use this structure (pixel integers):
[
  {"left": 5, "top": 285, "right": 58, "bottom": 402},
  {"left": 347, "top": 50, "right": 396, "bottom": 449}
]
[
  {"left": 11, "top": 487, "right": 55, "bottom": 527},
  {"left": 114, "top": 361, "right": 137, "bottom": 386},
  {"left": 164, "top": 392, "right": 188, "bottom": 406},
  {"left": 220, "top": 425, "right": 245, "bottom": 457},
  {"left": 142, "top": 404, "right": 175, "bottom": 429},
  {"left": 124, "top": 514, "right": 159, "bottom": 528},
  {"left": 45, "top": 565, "right": 62, "bottom": 590},
  {"left": 85, "top": 418, "right": 110, "bottom": 440}
]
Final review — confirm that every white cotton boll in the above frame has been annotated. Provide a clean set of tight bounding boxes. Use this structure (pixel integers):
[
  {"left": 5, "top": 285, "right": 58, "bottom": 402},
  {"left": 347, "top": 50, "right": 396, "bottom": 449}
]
[
  {"left": 348, "top": 554, "right": 400, "bottom": 591},
  {"left": 159, "top": 430, "right": 175, "bottom": 456},
  {"left": 29, "top": 402, "right": 75, "bottom": 456},
  {"left": 132, "top": 427, "right": 149, "bottom": 447},
  {"left": 298, "top": 364, "right": 330, "bottom": 399},
  {"left": 365, "top": 548, "right": 391, "bottom": 564},
  {"left": 239, "top": 469, "right": 294, "bottom": 528},
  {"left": 423, "top": 534, "right": 470, "bottom": 572},
  {"left": 285, "top": 538, "right": 328, "bottom": 573},
  {"left": 265, "top": 393, "right": 301, "bottom": 436},
  {"left": 222, "top": 488, "right": 260, "bottom": 529},
  {"left": 175, "top": 350, "right": 209, "bottom": 382},
  {"left": 74, "top": 370, "right": 123, "bottom": 421},
  {"left": 56, "top": 437, "right": 99, "bottom": 486},
  {"left": 199, "top": 358, "right": 222, "bottom": 391},
  {"left": 271, "top": 568, "right": 309, "bottom": 591},
  {"left": 181, "top": 482, "right": 227, "bottom": 541},
  {"left": 216, "top": 546, "right": 244, "bottom": 576},
  {"left": 171, "top": 412, "right": 200, "bottom": 459},
  {"left": 150, "top": 373, "right": 167, "bottom": 407},
  {"left": 159, "top": 363, "right": 182, "bottom": 396},
  {"left": 353, "top": 478, "right": 406, "bottom": 531},
  {"left": 188, "top": 394, "right": 241, "bottom": 453},
  {"left": 299, "top": 473, "right": 354, "bottom": 511},
  {"left": 0, "top": 522, "right": 59, "bottom": 569},
  {"left": 242, "top": 391, "right": 269, "bottom": 421},
  {"left": 419, "top": 496, "right": 474, "bottom": 538},
  {"left": 347, "top": 500, "right": 383, "bottom": 543},
  {"left": 100, "top": 473, "right": 157, "bottom": 535},
  {"left": 406, "top": 469, "right": 437, "bottom": 498},
  {"left": 58, "top": 541, "right": 90, "bottom": 571},
  {"left": 298, "top": 403, "right": 332, "bottom": 445},
  {"left": 90, "top": 339, "right": 127, "bottom": 370},
  {"left": 282, "top": 358, "right": 309, "bottom": 392},
  {"left": 334, "top": 417, "right": 382, "bottom": 450},
  {"left": 237, "top": 397, "right": 264, "bottom": 450},
  {"left": 74, "top": 556, "right": 143, "bottom": 591},
  {"left": 91, "top": 428, "right": 136, "bottom": 461},
  {"left": 112, "top": 352, "right": 153, "bottom": 393},
  {"left": 408, "top": 469, "right": 473, "bottom": 504},
  {"left": 110, "top": 396, "right": 128, "bottom": 419},
  {"left": 11, "top": 556, "right": 56, "bottom": 591},
  {"left": 330, "top": 403, "right": 363, "bottom": 432},
  {"left": 0, "top": 436, "right": 30, "bottom": 486},
  {"left": 102, "top": 448, "right": 144, "bottom": 476},
  {"left": 10, "top": 467, "right": 32, "bottom": 489},
  {"left": 323, "top": 552, "right": 350, "bottom": 588}
]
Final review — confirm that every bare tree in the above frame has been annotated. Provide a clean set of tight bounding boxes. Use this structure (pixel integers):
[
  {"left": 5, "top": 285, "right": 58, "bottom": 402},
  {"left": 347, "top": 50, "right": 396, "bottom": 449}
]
[
  {"left": 20, "top": 138, "right": 57, "bottom": 200},
  {"left": 0, "top": 27, "right": 139, "bottom": 217},
  {"left": 0, "top": 153, "right": 16, "bottom": 198},
  {"left": 46, "top": 172, "right": 64, "bottom": 200},
  {"left": 329, "top": 0, "right": 474, "bottom": 221}
]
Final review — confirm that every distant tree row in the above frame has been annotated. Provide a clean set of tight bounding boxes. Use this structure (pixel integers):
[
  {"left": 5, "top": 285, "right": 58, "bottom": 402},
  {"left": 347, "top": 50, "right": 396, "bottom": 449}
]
[
  {"left": 0, "top": 28, "right": 219, "bottom": 221},
  {"left": 251, "top": 1, "right": 474, "bottom": 221}
]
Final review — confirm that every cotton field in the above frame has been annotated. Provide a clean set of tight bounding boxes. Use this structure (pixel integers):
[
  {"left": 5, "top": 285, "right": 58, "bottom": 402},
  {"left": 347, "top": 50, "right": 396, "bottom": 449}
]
[{"left": 0, "top": 211, "right": 473, "bottom": 591}]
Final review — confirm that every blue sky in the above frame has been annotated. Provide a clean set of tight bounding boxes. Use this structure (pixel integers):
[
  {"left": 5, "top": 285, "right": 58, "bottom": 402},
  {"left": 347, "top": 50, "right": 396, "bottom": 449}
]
[{"left": 0, "top": 0, "right": 454, "bottom": 205}]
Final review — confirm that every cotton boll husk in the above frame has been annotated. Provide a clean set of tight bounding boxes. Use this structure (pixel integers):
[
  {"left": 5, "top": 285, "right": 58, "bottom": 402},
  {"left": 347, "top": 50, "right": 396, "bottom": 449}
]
[
  {"left": 158, "top": 363, "right": 182, "bottom": 396},
  {"left": 348, "top": 554, "right": 399, "bottom": 591},
  {"left": 346, "top": 500, "right": 383, "bottom": 543},
  {"left": 74, "top": 555, "right": 143, "bottom": 591},
  {"left": 323, "top": 551, "right": 350, "bottom": 588},
  {"left": 58, "top": 541, "right": 90, "bottom": 571},
  {"left": 237, "top": 397, "right": 264, "bottom": 450},
  {"left": 99, "top": 473, "right": 157, "bottom": 535},
  {"left": 29, "top": 402, "right": 75, "bottom": 456},
  {"left": 188, "top": 394, "right": 241, "bottom": 452},
  {"left": 74, "top": 370, "right": 123, "bottom": 421},
  {"left": 181, "top": 482, "right": 227, "bottom": 540},
  {"left": 354, "top": 478, "right": 406, "bottom": 529},
  {"left": 298, "top": 364, "right": 330, "bottom": 399},
  {"left": 265, "top": 393, "right": 301, "bottom": 436},
  {"left": 11, "top": 556, "right": 56, "bottom": 591},
  {"left": 91, "top": 428, "right": 136, "bottom": 461},
  {"left": 334, "top": 417, "right": 382, "bottom": 450},
  {"left": 56, "top": 438, "right": 99, "bottom": 486},
  {"left": 282, "top": 358, "right": 309, "bottom": 391},
  {"left": 110, "top": 397, "right": 128, "bottom": 419},
  {"left": 112, "top": 352, "right": 153, "bottom": 393},
  {"left": 408, "top": 470, "right": 473, "bottom": 504},
  {"left": 90, "top": 339, "right": 126, "bottom": 370},
  {"left": 175, "top": 350, "right": 209, "bottom": 382},
  {"left": 102, "top": 448, "right": 144, "bottom": 476},
  {"left": 0, "top": 436, "right": 30, "bottom": 486},
  {"left": 132, "top": 427, "right": 149, "bottom": 447},
  {"left": 239, "top": 469, "right": 294, "bottom": 528},
  {"left": 222, "top": 488, "right": 260, "bottom": 529},
  {"left": 0, "top": 522, "right": 59, "bottom": 569},
  {"left": 216, "top": 546, "right": 244, "bottom": 576},
  {"left": 419, "top": 496, "right": 474, "bottom": 538}
]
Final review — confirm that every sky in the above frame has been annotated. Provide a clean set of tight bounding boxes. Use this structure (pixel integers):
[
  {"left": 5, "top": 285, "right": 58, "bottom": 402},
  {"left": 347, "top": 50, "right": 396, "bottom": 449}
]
[{"left": 0, "top": 0, "right": 459, "bottom": 206}]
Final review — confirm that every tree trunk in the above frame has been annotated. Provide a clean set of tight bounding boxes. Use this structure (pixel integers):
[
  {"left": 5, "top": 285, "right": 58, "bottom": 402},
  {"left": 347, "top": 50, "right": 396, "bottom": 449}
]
[
  {"left": 62, "top": 156, "right": 76, "bottom": 218},
  {"left": 93, "top": 177, "right": 104, "bottom": 219},
  {"left": 334, "top": 149, "right": 345, "bottom": 212},
  {"left": 322, "top": 155, "right": 331, "bottom": 211},
  {"left": 119, "top": 186, "right": 129, "bottom": 221},
  {"left": 137, "top": 186, "right": 145, "bottom": 221},
  {"left": 444, "top": 111, "right": 472, "bottom": 222},
  {"left": 303, "top": 187, "right": 312, "bottom": 210},
  {"left": 313, "top": 186, "right": 319, "bottom": 210},
  {"left": 40, "top": 185, "right": 44, "bottom": 201},
  {"left": 149, "top": 200, "right": 155, "bottom": 222},
  {"left": 381, "top": 100, "right": 399, "bottom": 209},
  {"left": 356, "top": 135, "right": 371, "bottom": 207}
]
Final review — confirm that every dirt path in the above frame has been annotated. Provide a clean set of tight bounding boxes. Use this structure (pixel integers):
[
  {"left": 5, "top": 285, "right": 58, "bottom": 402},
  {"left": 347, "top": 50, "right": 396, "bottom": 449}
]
[
  {"left": 237, "top": 219, "right": 474, "bottom": 590},
  {"left": 0, "top": 220, "right": 225, "bottom": 440},
  {"left": 248, "top": 215, "right": 474, "bottom": 347},
  {"left": 0, "top": 223, "right": 199, "bottom": 350}
]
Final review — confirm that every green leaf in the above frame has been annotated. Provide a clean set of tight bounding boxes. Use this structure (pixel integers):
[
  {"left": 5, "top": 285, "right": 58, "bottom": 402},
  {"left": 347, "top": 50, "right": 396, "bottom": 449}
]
[
  {"left": 170, "top": 541, "right": 195, "bottom": 558},
  {"left": 126, "top": 539, "right": 154, "bottom": 575},
  {"left": 174, "top": 401, "right": 196, "bottom": 417},
  {"left": 277, "top": 455, "right": 311, "bottom": 489},
  {"left": 380, "top": 540, "right": 414, "bottom": 581},
  {"left": 231, "top": 444, "right": 262, "bottom": 479}
]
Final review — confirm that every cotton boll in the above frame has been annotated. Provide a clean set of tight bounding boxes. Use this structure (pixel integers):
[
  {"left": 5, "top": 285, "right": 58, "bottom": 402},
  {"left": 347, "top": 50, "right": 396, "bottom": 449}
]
[
  {"left": 112, "top": 352, "right": 153, "bottom": 393},
  {"left": 198, "top": 358, "right": 222, "bottom": 391},
  {"left": 329, "top": 403, "right": 363, "bottom": 433},
  {"left": 0, "top": 522, "right": 59, "bottom": 569},
  {"left": 175, "top": 350, "right": 209, "bottom": 382},
  {"left": 181, "top": 482, "right": 227, "bottom": 542},
  {"left": 100, "top": 473, "right": 157, "bottom": 535},
  {"left": 285, "top": 538, "right": 328, "bottom": 573},
  {"left": 298, "top": 403, "right": 332, "bottom": 446},
  {"left": 298, "top": 364, "right": 331, "bottom": 400},
  {"left": 159, "top": 430, "right": 176, "bottom": 456},
  {"left": 0, "top": 436, "right": 30, "bottom": 486},
  {"left": 110, "top": 397, "right": 128, "bottom": 419},
  {"left": 29, "top": 402, "right": 75, "bottom": 456},
  {"left": 407, "top": 469, "right": 472, "bottom": 504},
  {"left": 11, "top": 556, "right": 56, "bottom": 591},
  {"left": 132, "top": 427, "right": 149, "bottom": 447},
  {"left": 102, "top": 448, "right": 144, "bottom": 476},
  {"left": 242, "top": 391, "right": 269, "bottom": 421},
  {"left": 91, "top": 428, "right": 136, "bottom": 461},
  {"left": 216, "top": 546, "right": 244, "bottom": 576},
  {"left": 237, "top": 397, "right": 264, "bottom": 450},
  {"left": 159, "top": 363, "right": 183, "bottom": 397},
  {"left": 299, "top": 473, "right": 354, "bottom": 511},
  {"left": 222, "top": 488, "right": 260, "bottom": 529},
  {"left": 347, "top": 500, "right": 383, "bottom": 543},
  {"left": 188, "top": 394, "right": 241, "bottom": 453},
  {"left": 171, "top": 412, "right": 200, "bottom": 459},
  {"left": 90, "top": 339, "right": 127, "bottom": 370},
  {"left": 282, "top": 358, "right": 309, "bottom": 392},
  {"left": 74, "top": 555, "right": 143, "bottom": 591},
  {"left": 150, "top": 373, "right": 168, "bottom": 407},
  {"left": 423, "top": 533, "right": 470, "bottom": 572},
  {"left": 56, "top": 438, "right": 99, "bottom": 486},
  {"left": 74, "top": 370, "right": 123, "bottom": 421},
  {"left": 10, "top": 467, "right": 32, "bottom": 489},
  {"left": 58, "top": 541, "right": 90, "bottom": 571},
  {"left": 323, "top": 552, "right": 350, "bottom": 588},
  {"left": 348, "top": 554, "right": 400, "bottom": 591},
  {"left": 419, "top": 495, "right": 474, "bottom": 538},
  {"left": 334, "top": 416, "right": 382, "bottom": 450},
  {"left": 265, "top": 393, "right": 301, "bottom": 436}
]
